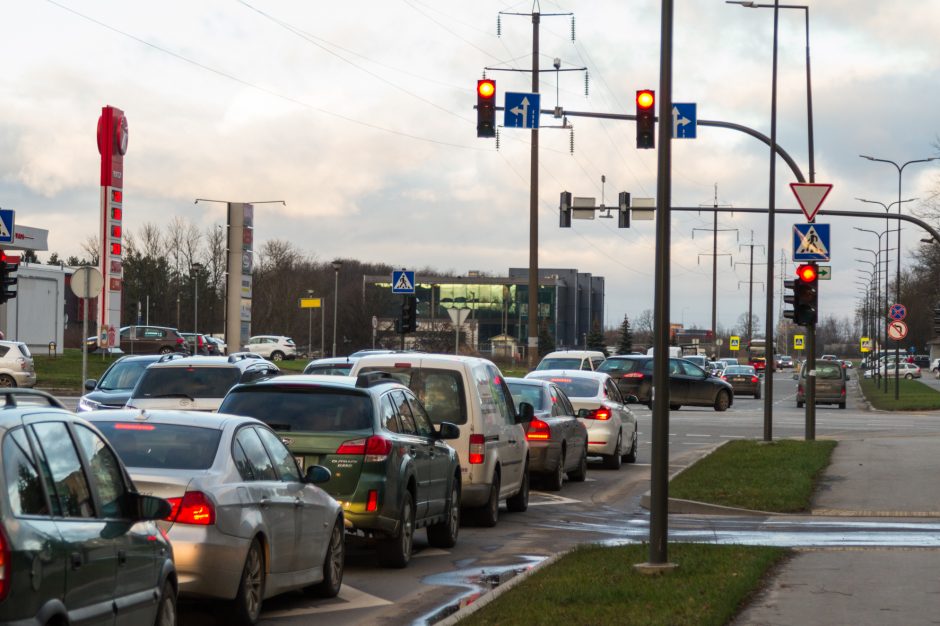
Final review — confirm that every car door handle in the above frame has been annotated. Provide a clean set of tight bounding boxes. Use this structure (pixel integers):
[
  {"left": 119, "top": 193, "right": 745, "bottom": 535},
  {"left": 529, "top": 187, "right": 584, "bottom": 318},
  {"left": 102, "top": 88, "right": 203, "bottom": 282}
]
[{"left": 70, "top": 552, "right": 83, "bottom": 569}]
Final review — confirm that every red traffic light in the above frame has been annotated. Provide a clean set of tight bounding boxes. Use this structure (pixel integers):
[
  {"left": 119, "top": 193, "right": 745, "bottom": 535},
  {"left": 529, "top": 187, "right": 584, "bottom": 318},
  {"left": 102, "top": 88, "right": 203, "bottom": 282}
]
[
  {"left": 796, "top": 264, "right": 817, "bottom": 282},
  {"left": 477, "top": 79, "right": 495, "bottom": 100},
  {"left": 636, "top": 89, "right": 655, "bottom": 110}
]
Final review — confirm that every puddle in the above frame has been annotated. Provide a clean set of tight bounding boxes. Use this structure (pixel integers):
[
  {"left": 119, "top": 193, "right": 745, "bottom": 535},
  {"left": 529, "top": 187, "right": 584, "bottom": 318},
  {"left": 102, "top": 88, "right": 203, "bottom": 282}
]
[{"left": 415, "top": 555, "right": 546, "bottom": 625}]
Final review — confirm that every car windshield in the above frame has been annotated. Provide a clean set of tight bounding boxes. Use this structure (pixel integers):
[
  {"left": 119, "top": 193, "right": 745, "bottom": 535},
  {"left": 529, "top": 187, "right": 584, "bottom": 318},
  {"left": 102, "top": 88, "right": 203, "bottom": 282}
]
[
  {"left": 220, "top": 387, "right": 374, "bottom": 432},
  {"left": 597, "top": 359, "right": 645, "bottom": 375},
  {"left": 725, "top": 366, "right": 755, "bottom": 375},
  {"left": 96, "top": 422, "right": 221, "bottom": 470},
  {"left": 536, "top": 358, "right": 583, "bottom": 370},
  {"left": 811, "top": 363, "right": 844, "bottom": 379},
  {"left": 135, "top": 366, "right": 241, "bottom": 399},
  {"left": 533, "top": 376, "right": 599, "bottom": 399},
  {"left": 506, "top": 382, "right": 549, "bottom": 411},
  {"left": 98, "top": 360, "right": 152, "bottom": 391}
]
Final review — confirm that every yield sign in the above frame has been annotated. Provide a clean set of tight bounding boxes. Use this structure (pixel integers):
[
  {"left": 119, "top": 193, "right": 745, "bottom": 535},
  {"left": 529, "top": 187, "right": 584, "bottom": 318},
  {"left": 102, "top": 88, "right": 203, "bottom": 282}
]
[{"left": 790, "top": 183, "right": 833, "bottom": 221}]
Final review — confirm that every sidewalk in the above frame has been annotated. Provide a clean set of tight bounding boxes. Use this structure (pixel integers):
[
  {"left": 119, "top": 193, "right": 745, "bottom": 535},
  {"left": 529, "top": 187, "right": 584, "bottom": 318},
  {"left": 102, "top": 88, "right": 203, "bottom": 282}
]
[{"left": 732, "top": 434, "right": 940, "bottom": 625}]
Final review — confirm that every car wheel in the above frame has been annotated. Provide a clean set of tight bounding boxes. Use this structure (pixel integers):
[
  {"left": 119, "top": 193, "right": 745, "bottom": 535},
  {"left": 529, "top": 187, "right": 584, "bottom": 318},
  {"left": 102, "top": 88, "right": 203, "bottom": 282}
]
[
  {"left": 714, "top": 390, "right": 730, "bottom": 412},
  {"left": 623, "top": 429, "right": 638, "bottom": 464},
  {"left": 153, "top": 580, "right": 177, "bottom": 626},
  {"left": 270, "top": 351, "right": 285, "bottom": 362},
  {"left": 159, "top": 347, "right": 173, "bottom": 355},
  {"left": 905, "top": 373, "right": 914, "bottom": 380},
  {"left": 754, "top": 391, "right": 761, "bottom": 400},
  {"left": 305, "top": 517, "right": 344, "bottom": 598},
  {"left": 669, "top": 404, "right": 681, "bottom": 411},
  {"left": 797, "top": 400, "right": 804, "bottom": 408},
  {"left": 0, "top": 375, "right": 15, "bottom": 388},
  {"left": 545, "top": 450, "right": 565, "bottom": 492},
  {"left": 428, "top": 481, "right": 461, "bottom": 548},
  {"left": 506, "top": 461, "right": 529, "bottom": 512},
  {"left": 568, "top": 446, "right": 588, "bottom": 482},
  {"left": 471, "top": 472, "right": 500, "bottom": 527},
  {"left": 230, "top": 538, "right": 265, "bottom": 625},
  {"left": 839, "top": 401, "right": 847, "bottom": 409},
  {"left": 378, "top": 491, "right": 414, "bottom": 568},
  {"left": 603, "top": 434, "right": 622, "bottom": 470}
]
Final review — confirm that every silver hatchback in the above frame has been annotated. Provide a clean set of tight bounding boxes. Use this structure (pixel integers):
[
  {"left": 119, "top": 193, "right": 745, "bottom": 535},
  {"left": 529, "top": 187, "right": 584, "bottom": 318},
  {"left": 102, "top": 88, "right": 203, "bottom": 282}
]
[{"left": 0, "top": 340, "right": 36, "bottom": 388}]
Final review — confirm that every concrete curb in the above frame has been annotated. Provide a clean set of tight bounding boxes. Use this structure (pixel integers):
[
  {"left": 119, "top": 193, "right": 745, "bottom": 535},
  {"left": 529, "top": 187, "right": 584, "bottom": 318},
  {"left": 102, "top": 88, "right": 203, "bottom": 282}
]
[{"left": 435, "top": 549, "right": 572, "bottom": 626}]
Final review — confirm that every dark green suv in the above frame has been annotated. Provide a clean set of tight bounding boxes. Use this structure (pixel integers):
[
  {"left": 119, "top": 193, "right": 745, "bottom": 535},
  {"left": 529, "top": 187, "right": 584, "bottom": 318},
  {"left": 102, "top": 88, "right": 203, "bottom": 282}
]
[
  {"left": 0, "top": 389, "right": 177, "bottom": 625},
  {"left": 219, "top": 373, "right": 461, "bottom": 568}
]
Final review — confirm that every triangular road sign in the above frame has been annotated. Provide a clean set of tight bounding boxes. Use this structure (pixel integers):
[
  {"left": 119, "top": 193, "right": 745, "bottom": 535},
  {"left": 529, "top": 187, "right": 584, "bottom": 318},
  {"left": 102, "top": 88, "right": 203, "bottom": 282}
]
[{"left": 791, "top": 183, "right": 833, "bottom": 221}]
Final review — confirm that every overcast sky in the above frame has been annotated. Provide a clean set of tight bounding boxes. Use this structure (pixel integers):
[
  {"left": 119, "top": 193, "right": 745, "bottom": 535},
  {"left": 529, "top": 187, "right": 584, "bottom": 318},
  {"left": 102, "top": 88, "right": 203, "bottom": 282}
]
[{"left": 2, "top": 0, "right": 938, "bottom": 333}]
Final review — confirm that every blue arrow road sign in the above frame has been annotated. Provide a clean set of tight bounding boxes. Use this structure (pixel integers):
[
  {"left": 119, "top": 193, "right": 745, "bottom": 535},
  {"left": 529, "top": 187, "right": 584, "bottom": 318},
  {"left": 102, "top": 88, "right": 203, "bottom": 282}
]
[
  {"left": 392, "top": 270, "right": 416, "bottom": 294},
  {"left": 793, "top": 223, "right": 831, "bottom": 262},
  {"left": 504, "top": 92, "right": 540, "bottom": 129},
  {"left": 0, "top": 209, "right": 14, "bottom": 244},
  {"left": 672, "top": 103, "right": 696, "bottom": 138}
]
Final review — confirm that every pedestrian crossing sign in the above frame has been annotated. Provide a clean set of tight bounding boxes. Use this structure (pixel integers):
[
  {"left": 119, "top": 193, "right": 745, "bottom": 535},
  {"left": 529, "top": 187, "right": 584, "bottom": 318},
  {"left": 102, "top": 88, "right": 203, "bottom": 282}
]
[
  {"left": 392, "top": 270, "right": 416, "bottom": 294},
  {"left": 794, "top": 335, "right": 805, "bottom": 350},
  {"left": 793, "top": 223, "right": 830, "bottom": 261}
]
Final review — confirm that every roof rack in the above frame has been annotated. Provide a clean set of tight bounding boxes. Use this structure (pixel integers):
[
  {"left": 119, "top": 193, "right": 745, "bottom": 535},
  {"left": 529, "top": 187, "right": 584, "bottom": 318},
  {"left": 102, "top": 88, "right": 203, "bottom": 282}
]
[
  {"left": 355, "top": 371, "right": 400, "bottom": 389},
  {"left": 228, "top": 352, "right": 264, "bottom": 363},
  {"left": 0, "top": 389, "right": 66, "bottom": 409},
  {"left": 157, "top": 352, "right": 189, "bottom": 364}
]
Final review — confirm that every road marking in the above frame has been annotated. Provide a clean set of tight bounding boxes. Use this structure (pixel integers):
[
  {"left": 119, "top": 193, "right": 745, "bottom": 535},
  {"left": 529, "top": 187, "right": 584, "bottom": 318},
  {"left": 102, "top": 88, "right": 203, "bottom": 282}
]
[
  {"left": 528, "top": 492, "right": 581, "bottom": 506},
  {"left": 262, "top": 584, "right": 392, "bottom": 617},
  {"left": 686, "top": 434, "right": 712, "bottom": 438}
]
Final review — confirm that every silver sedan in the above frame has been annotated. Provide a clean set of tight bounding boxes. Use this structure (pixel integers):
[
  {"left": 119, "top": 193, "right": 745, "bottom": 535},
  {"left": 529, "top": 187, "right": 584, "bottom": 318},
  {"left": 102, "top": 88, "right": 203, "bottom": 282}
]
[{"left": 87, "top": 409, "right": 344, "bottom": 625}]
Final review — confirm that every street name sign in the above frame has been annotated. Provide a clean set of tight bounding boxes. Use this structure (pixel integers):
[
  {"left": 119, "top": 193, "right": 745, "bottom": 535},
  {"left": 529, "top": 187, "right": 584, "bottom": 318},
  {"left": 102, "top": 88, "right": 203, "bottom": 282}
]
[
  {"left": 790, "top": 182, "right": 833, "bottom": 221},
  {"left": 793, "top": 223, "right": 830, "bottom": 261},
  {"left": 504, "top": 92, "right": 540, "bottom": 129}
]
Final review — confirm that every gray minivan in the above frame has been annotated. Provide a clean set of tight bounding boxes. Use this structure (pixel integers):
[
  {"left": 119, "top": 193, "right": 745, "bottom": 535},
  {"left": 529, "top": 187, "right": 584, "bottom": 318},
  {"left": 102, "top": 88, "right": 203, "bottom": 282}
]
[{"left": 796, "top": 360, "right": 847, "bottom": 409}]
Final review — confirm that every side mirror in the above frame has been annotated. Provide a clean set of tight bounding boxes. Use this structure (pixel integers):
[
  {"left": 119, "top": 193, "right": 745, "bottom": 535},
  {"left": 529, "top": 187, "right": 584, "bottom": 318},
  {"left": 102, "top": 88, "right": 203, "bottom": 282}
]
[
  {"left": 515, "top": 401, "right": 534, "bottom": 424},
  {"left": 436, "top": 422, "right": 461, "bottom": 440},
  {"left": 625, "top": 395, "right": 639, "bottom": 404},
  {"left": 305, "top": 465, "right": 331, "bottom": 484},
  {"left": 131, "top": 493, "right": 172, "bottom": 521},
  {"left": 84, "top": 379, "right": 97, "bottom": 391}
]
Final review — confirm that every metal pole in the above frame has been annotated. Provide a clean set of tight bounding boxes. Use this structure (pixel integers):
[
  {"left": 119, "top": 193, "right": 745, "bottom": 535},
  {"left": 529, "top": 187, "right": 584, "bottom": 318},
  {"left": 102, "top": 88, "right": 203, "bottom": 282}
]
[
  {"left": 763, "top": 0, "right": 780, "bottom": 442},
  {"left": 332, "top": 262, "right": 341, "bottom": 357},
  {"left": 527, "top": 11, "right": 540, "bottom": 369},
  {"left": 711, "top": 209, "right": 718, "bottom": 339},
  {"left": 308, "top": 307, "right": 313, "bottom": 357},
  {"left": 321, "top": 300, "right": 325, "bottom": 360},
  {"left": 82, "top": 271, "right": 89, "bottom": 385},
  {"left": 803, "top": 6, "right": 815, "bottom": 184}
]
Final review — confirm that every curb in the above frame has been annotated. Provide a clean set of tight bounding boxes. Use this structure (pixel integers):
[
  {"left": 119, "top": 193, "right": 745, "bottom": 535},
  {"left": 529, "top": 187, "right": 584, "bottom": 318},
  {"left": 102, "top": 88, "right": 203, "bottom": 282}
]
[{"left": 434, "top": 549, "right": 571, "bottom": 626}]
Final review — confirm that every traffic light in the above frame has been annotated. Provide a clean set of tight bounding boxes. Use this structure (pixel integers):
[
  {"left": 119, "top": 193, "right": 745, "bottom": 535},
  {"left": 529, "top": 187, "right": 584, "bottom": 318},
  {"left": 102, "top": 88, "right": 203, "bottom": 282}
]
[
  {"left": 0, "top": 252, "right": 18, "bottom": 305},
  {"left": 636, "top": 89, "right": 655, "bottom": 149},
  {"left": 618, "top": 191, "right": 631, "bottom": 228},
  {"left": 400, "top": 296, "right": 417, "bottom": 334},
  {"left": 559, "top": 191, "right": 572, "bottom": 228},
  {"left": 477, "top": 79, "right": 496, "bottom": 138},
  {"left": 792, "top": 264, "right": 818, "bottom": 326}
]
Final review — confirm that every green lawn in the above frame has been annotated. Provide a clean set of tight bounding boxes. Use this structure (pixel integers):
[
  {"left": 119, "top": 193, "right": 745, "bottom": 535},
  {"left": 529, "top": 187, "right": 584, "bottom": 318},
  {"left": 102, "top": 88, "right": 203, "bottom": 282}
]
[
  {"left": 859, "top": 376, "right": 940, "bottom": 410},
  {"left": 462, "top": 543, "right": 789, "bottom": 626},
  {"left": 669, "top": 439, "right": 836, "bottom": 512},
  {"left": 34, "top": 349, "right": 122, "bottom": 390}
]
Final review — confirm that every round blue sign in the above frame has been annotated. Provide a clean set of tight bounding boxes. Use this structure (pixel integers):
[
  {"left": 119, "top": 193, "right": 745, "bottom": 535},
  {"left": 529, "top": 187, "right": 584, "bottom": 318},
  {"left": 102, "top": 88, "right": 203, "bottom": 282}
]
[{"left": 888, "top": 304, "right": 907, "bottom": 321}]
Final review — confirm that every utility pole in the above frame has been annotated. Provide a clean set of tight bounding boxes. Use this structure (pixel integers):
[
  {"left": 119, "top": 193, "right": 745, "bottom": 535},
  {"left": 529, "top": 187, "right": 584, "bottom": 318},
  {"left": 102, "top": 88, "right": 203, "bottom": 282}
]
[
  {"left": 734, "top": 232, "right": 765, "bottom": 347},
  {"left": 693, "top": 185, "right": 736, "bottom": 347}
]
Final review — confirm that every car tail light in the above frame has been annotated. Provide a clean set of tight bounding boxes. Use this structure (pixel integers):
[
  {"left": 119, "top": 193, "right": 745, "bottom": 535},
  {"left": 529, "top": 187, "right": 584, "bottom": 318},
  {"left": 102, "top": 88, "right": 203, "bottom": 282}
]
[
  {"left": 0, "top": 525, "right": 9, "bottom": 601},
  {"left": 336, "top": 438, "right": 366, "bottom": 455},
  {"left": 622, "top": 372, "right": 644, "bottom": 379},
  {"left": 526, "top": 419, "right": 551, "bottom": 441},
  {"left": 166, "top": 491, "right": 215, "bottom": 525},
  {"left": 337, "top": 436, "right": 392, "bottom": 462},
  {"left": 798, "top": 385, "right": 804, "bottom": 395},
  {"left": 176, "top": 337, "right": 185, "bottom": 345},
  {"left": 751, "top": 376, "right": 760, "bottom": 384},
  {"left": 721, "top": 375, "right": 729, "bottom": 381},
  {"left": 469, "top": 434, "right": 485, "bottom": 464},
  {"left": 366, "top": 489, "right": 379, "bottom": 512},
  {"left": 587, "top": 408, "right": 611, "bottom": 421}
]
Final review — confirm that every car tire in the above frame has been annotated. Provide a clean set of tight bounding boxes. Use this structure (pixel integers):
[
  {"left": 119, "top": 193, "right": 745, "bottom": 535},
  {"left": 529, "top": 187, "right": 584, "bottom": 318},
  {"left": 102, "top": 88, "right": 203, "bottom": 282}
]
[
  {"left": 797, "top": 400, "right": 804, "bottom": 408},
  {"left": 714, "top": 391, "right": 730, "bottom": 412},
  {"left": 230, "top": 538, "right": 265, "bottom": 625},
  {"left": 623, "top": 429, "right": 638, "bottom": 463},
  {"left": 305, "top": 517, "right": 344, "bottom": 598},
  {"left": 603, "top": 434, "right": 623, "bottom": 470},
  {"left": 427, "top": 481, "right": 460, "bottom": 548},
  {"left": 545, "top": 450, "right": 565, "bottom": 492},
  {"left": 0, "top": 374, "right": 15, "bottom": 388},
  {"left": 153, "top": 580, "right": 177, "bottom": 626},
  {"left": 568, "top": 446, "right": 588, "bottom": 482},
  {"left": 754, "top": 391, "right": 761, "bottom": 400},
  {"left": 669, "top": 404, "right": 681, "bottom": 411},
  {"left": 471, "top": 472, "right": 500, "bottom": 528},
  {"left": 905, "top": 373, "right": 914, "bottom": 380},
  {"left": 270, "top": 351, "right": 285, "bottom": 362},
  {"left": 378, "top": 491, "right": 414, "bottom": 568},
  {"left": 839, "top": 401, "right": 847, "bottom": 409},
  {"left": 506, "top": 462, "right": 529, "bottom": 512}
]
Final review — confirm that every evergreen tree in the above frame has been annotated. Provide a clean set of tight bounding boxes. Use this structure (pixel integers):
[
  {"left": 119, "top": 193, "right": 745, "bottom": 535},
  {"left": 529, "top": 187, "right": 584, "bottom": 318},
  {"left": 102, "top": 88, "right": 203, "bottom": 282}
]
[
  {"left": 586, "top": 319, "right": 607, "bottom": 355},
  {"left": 538, "top": 325, "right": 556, "bottom": 357},
  {"left": 616, "top": 315, "right": 633, "bottom": 355}
]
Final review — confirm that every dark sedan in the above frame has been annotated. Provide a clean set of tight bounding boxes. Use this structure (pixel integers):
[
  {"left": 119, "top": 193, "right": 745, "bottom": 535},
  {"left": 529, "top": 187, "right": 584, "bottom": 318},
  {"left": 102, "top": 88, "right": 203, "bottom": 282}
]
[
  {"left": 721, "top": 365, "right": 762, "bottom": 399},
  {"left": 77, "top": 354, "right": 162, "bottom": 412},
  {"left": 598, "top": 355, "right": 734, "bottom": 411},
  {"left": 506, "top": 377, "right": 589, "bottom": 490}
]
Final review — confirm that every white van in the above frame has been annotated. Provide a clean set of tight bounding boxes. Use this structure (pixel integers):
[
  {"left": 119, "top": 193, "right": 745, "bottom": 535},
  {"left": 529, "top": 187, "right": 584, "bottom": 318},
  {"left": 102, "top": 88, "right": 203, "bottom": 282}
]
[
  {"left": 349, "top": 354, "right": 532, "bottom": 527},
  {"left": 535, "top": 350, "right": 607, "bottom": 372}
]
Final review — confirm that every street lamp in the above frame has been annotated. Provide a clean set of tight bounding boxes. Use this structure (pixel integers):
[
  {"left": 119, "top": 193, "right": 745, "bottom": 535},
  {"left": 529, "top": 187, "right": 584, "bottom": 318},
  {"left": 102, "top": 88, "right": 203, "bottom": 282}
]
[
  {"left": 191, "top": 262, "right": 203, "bottom": 354},
  {"left": 306, "top": 289, "right": 315, "bottom": 358},
  {"left": 855, "top": 229, "right": 896, "bottom": 394},
  {"left": 331, "top": 260, "right": 342, "bottom": 357},
  {"left": 860, "top": 155, "right": 939, "bottom": 398}
]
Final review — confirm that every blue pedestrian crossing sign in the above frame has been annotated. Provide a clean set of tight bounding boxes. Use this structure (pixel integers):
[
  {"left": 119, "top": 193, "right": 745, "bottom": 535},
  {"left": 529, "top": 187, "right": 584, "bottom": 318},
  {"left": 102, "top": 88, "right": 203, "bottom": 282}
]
[
  {"left": 0, "top": 209, "right": 13, "bottom": 244},
  {"left": 392, "top": 270, "right": 416, "bottom": 294},
  {"left": 504, "top": 92, "right": 540, "bottom": 129},
  {"left": 793, "top": 223, "right": 830, "bottom": 261},
  {"left": 672, "top": 103, "right": 696, "bottom": 138}
]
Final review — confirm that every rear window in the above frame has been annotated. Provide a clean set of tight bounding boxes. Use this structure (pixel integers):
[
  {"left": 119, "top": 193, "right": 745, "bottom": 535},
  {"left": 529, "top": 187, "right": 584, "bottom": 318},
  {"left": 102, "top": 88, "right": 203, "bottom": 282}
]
[
  {"left": 303, "top": 363, "right": 353, "bottom": 376},
  {"left": 725, "top": 366, "right": 754, "bottom": 375},
  {"left": 220, "top": 387, "right": 374, "bottom": 432},
  {"left": 135, "top": 366, "right": 241, "bottom": 399},
  {"left": 597, "top": 358, "right": 646, "bottom": 375},
  {"left": 15, "top": 343, "right": 30, "bottom": 358},
  {"left": 536, "top": 358, "right": 582, "bottom": 371},
  {"left": 506, "top": 381, "right": 549, "bottom": 411},
  {"left": 358, "top": 366, "right": 467, "bottom": 425},
  {"left": 531, "top": 375, "right": 599, "bottom": 399},
  {"left": 96, "top": 422, "right": 221, "bottom": 470}
]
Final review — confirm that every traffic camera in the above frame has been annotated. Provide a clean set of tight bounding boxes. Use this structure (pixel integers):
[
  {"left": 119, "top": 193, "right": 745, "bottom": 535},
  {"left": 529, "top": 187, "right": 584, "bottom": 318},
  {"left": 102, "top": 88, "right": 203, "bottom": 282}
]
[
  {"left": 0, "top": 252, "right": 18, "bottom": 305},
  {"left": 636, "top": 89, "right": 655, "bottom": 149},
  {"left": 477, "top": 79, "right": 496, "bottom": 138}
]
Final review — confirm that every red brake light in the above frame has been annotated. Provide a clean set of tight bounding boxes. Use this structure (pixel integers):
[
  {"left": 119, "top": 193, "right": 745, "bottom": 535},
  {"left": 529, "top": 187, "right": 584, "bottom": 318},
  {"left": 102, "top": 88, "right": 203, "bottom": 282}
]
[
  {"left": 469, "top": 434, "right": 485, "bottom": 464},
  {"left": 751, "top": 376, "right": 760, "bottom": 384},
  {"left": 365, "top": 436, "right": 392, "bottom": 462},
  {"left": 590, "top": 408, "right": 612, "bottom": 421},
  {"left": 622, "top": 372, "right": 644, "bottom": 379},
  {"left": 166, "top": 491, "right": 215, "bottom": 525},
  {"left": 114, "top": 423, "right": 155, "bottom": 431},
  {"left": 0, "top": 525, "right": 9, "bottom": 601},
  {"left": 721, "top": 376, "right": 729, "bottom": 381},
  {"left": 366, "top": 489, "right": 379, "bottom": 512},
  {"left": 526, "top": 419, "right": 551, "bottom": 441},
  {"left": 336, "top": 438, "right": 366, "bottom": 455}
]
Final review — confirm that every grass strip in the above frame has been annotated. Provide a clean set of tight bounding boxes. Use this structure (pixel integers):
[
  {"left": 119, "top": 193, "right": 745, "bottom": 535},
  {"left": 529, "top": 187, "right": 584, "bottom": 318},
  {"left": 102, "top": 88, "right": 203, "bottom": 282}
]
[
  {"left": 462, "top": 543, "right": 788, "bottom": 626},
  {"left": 34, "top": 349, "right": 121, "bottom": 390},
  {"left": 668, "top": 439, "right": 836, "bottom": 512},
  {"left": 859, "top": 376, "right": 940, "bottom": 410}
]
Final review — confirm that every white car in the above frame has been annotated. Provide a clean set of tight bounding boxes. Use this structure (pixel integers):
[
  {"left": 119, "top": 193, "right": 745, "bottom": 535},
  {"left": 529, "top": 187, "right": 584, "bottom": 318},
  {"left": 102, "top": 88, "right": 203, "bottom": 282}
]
[
  {"left": 243, "top": 335, "right": 297, "bottom": 361},
  {"left": 0, "top": 340, "right": 37, "bottom": 388},
  {"left": 879, "top": 362, "right": 922, "bottom": 379},
  {"left": 525, "top": 369, "right": 637, "bottom": 470}
]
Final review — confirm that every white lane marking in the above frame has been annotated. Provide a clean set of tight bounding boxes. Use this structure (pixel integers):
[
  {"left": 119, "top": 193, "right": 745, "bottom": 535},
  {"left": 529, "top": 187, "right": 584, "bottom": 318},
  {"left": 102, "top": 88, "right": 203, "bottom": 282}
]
[
  {"left": 528, "top": 492, "right": 581, "bottom": 506},
  {"left": 686, "top": 434, "right": 712, "bottom": 438},
  {"left": 262, "top": 584, "right": 392, "bottom": 617}
]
